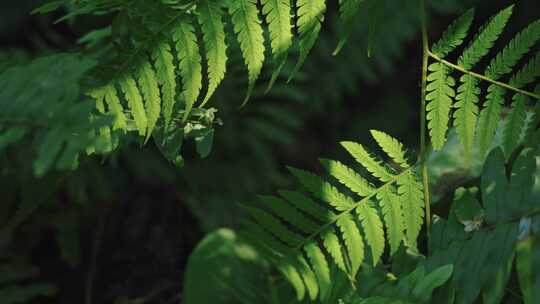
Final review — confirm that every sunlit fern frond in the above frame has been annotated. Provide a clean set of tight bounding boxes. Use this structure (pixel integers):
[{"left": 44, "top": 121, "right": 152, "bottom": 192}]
[
  {"left": 241, "top": 130, "right": 424, "bottom": 301},
  {"left": 426, "top": 5, "right": 540, "bottom": 161}
]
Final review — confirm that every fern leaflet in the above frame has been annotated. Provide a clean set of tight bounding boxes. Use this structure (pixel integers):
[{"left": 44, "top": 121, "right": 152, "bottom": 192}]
[
  {"left": 262, "top": 0, "right": 292, "bottom": 91},
  {"left": 151, "top": 41, "right": 177, "bottom": 128},
  {"left": 137, "top": 60, "right": 161, "bottom": 141},
  {"left": 289, "top": 0, "right": 327, "bottom": 81},
  {"left": 426, "top": 62, "right": 455, "bottom": 150},
  {"left": 229, "top": 0, "right": 265, "bottom": 105},
  {"left": 119, "top": 76, "right": 148, "bottom": 137},
  {"left": 173, "top": 18, "right": 203, "bottom": 122},
  {"left": 198, "top": 0, "right": 228, "bottom": 105}
]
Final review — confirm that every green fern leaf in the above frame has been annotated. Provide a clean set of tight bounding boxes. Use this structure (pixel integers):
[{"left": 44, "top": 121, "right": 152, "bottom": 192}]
[
  {"left": 509, "top": 52, "right": 540, "bottom": 88},
  {"left": 377, "top": 186, "right": 404, "bottom": 255},
  {"left": 279, "top": 190, "right": 336, "bottom": 222},
  {"left": 136, "top": 60, "right": 161, "bottom": 141},
  {"left": 370, "top": 130, "right": 409, "bottom": 168},
  {"left": 151, "top": 41, "right": 177, "bottom": 128},
  {"left": 198, "top": 0, "right": 227, "bottom": 105},
  {"left": 304, "top": 243, "right": 331, "bottom": 301},
  {"left": 500, "top": 53, "right": 540, "bottom": 157},
  {"left": 502, "top": 94, "right": 528, "bottom": 158},
  {"left": 453, "top": 74, "right": 480, "bottom": 163},
  {"left": 118, "top": 76, "right": 148, "bottom": 137},
  {"left": 242, "top": 220, "right": 292, "bottom": 256},
  {"left": 288, "top": 167, "right": 355, "bottom": 211},
  {"left": 451, "top": 6, "right": 513, "bottom": 158},
  {"left": 321, "top": 228, "right": 347, "bottom": 273},
  {"left": 276, "top": 262, "right": 306, "bottom": 300},
  {"left": 262, "top": 0, "right": 293, "bottom": 91},
  {"left": 426, "top": 63, "right": 455, "bottom": 150},
  {"left": 88, "top": 90, "right": 114, "bottom": 153},
  {"left": 228, "top": 0, "right": 265, "bottom": 105},
  {"left": 432, "top": 8, "right": 475, "bottom": 58},
  {"left": 289, "top": 255, "right": 317, "bottom": 300},
  {"left": 476, "top": 85, "right": 505, "bottom": 158},
  {"left": 397, "top": 170, "right": 424, "bottom": 247},
  {"left": 289, "top": 0, "right": 326, "bottom": 81},
  {"left": 319, "top": 159, "right": 373, "bottom": 197},
  {"left": 356, "top": 201, "right": 384, "bottom": 265},
  {"left": 102, "top": 85, "right": 127, "bottom": 130},
  {"left": 173, "top": 18, "right": 203, "bottom": 121},
  {"left": 336, "top": 214, "right": 364, "bottom": 277},
  {"left": 341, "top": 141, "right": 394, "bottom": 182},
  {"left": 246, "top": 207, "right": 303, "bottom": 246},
  {"left": 485, "top": 18, "right": 540, "bottom": 79},
  {"left": 458, "top": 5, "right": 513, "bottom": 70},
  {"left": 259, "top": 195, "right": 318, "bottom": 233}
]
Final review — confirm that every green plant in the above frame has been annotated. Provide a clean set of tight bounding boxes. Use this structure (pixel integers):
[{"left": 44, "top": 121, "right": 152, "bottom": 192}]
[
  {"left": 183, "top": 2, "right": 540, "bottom": 304},
  {"left": 2, "top": 0, "right": 540, "bottom": 303},
  {"left": 30, "top": 0, "right": 365, "bottom": 151}
]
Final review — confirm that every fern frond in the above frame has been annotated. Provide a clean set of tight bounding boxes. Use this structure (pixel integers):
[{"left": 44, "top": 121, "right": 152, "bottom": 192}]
[
  {"left": 370, "top": 129, "right": 410, "bottom": 168},
  {"left": 321, "top": 228, "right": 347, "bottom": 273},
  {"left": 136, "top": 60, "right": 161, "bottom": 141},
  {"left": 458, "top": 5, "right": 513, "bottom": 70},
  {"left": 476, "top": 85, "right": 505, "bottom": 158},
  {"left": 336, "top": 214, "right": 364, "bottom": 277},
  {"left": 151, "top": 41, "right": 177, "bottom": 128},
  {"left": 501, "top": 53, "right": 540, "bottom": 157},
  {"left": 429, "top": 8, "right": 475, "bottom": 158},
  {"left": 118, "top": 76, "right": 148, "bottom": 137},
  {"left": 441, "top": 6, "right": 513, "bottom": 157},
  {"left": 341, "top": 141, "right": 394, "bottom": 182},
  {"left": 508, "top": 52, "right": 540, "bottom": 88},
  {"left": 377, "top": 186, "right": 404, "bottom": 255},
  {"left": 198, "top": 0, "right": 228, "bottom": 105},
  {"left": 475, "top": 18, "right": 540, "bottom": 156},
  {"left": 243, "top": 132, "right": 424, "bottom": 300},
  {"left": 289, "top": 0, "right": 327, "bottom": 81},
  {"left": 259, "top": 195, "right": 318, "bottom": 233},
  {"left": 356, "top": 201, "right": 385, "bottom": 265},
  {"left": 293, "top": 255, "right": 319, "bottom": 300},
  {"left": 288, "top": 167, "right": 355, "bottom": 211},
  {"left": 304, "top": 243, "right": 331, "bottom": 301},
  {"left": 279, "top": 190, "right": 336, "bottom": 222},
  {"left": 228, "top": 0, "right": 265, "bottom": 105},
  {"left": 262, "top": 0, "right": 292, "bottom": 91},
  {"left": 102, "top": 84, "right": 127, "bottom": 130},
  {"left": 485, "top": 18, "right": 540, "bottom": 79},
  {"left": 397, "top": 169, "right": 424, "bottom": 247},
  {"left": 246, "top": 206, "right": 303, "bottom": 246},
  {"left": 426, "top": 62, "right": 455, "bottom": 150},
  {"left": 319, "top": 159, "right": 373, "bottom": 197},
  {"left": 431, "top": 8, "right": 474, "bottom": 58},
  {"left": 453, "top": 74, "right": 479, "bottom": 162},
  {"left": 502, "top": 94, "right": 528, "bottom": 158},
  {"left": 173, "top": 18, "right": 203, "bottom": 121}
]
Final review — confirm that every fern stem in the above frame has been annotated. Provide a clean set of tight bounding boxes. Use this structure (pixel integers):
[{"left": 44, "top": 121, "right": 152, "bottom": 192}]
[
  {"left": 419, "top": 0, "right": 432, "bottom": 246},
  {"left": 292, "top": 167, "right": 414, "bottom": 251},
  {"left": 428, "top": 51, "right": 540, "bottom": 100}
]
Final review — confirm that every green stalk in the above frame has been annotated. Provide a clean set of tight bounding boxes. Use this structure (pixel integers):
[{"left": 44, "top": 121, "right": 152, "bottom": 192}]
[{"left": 419, "top": 0, "right": 431, "bottom": 250}]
